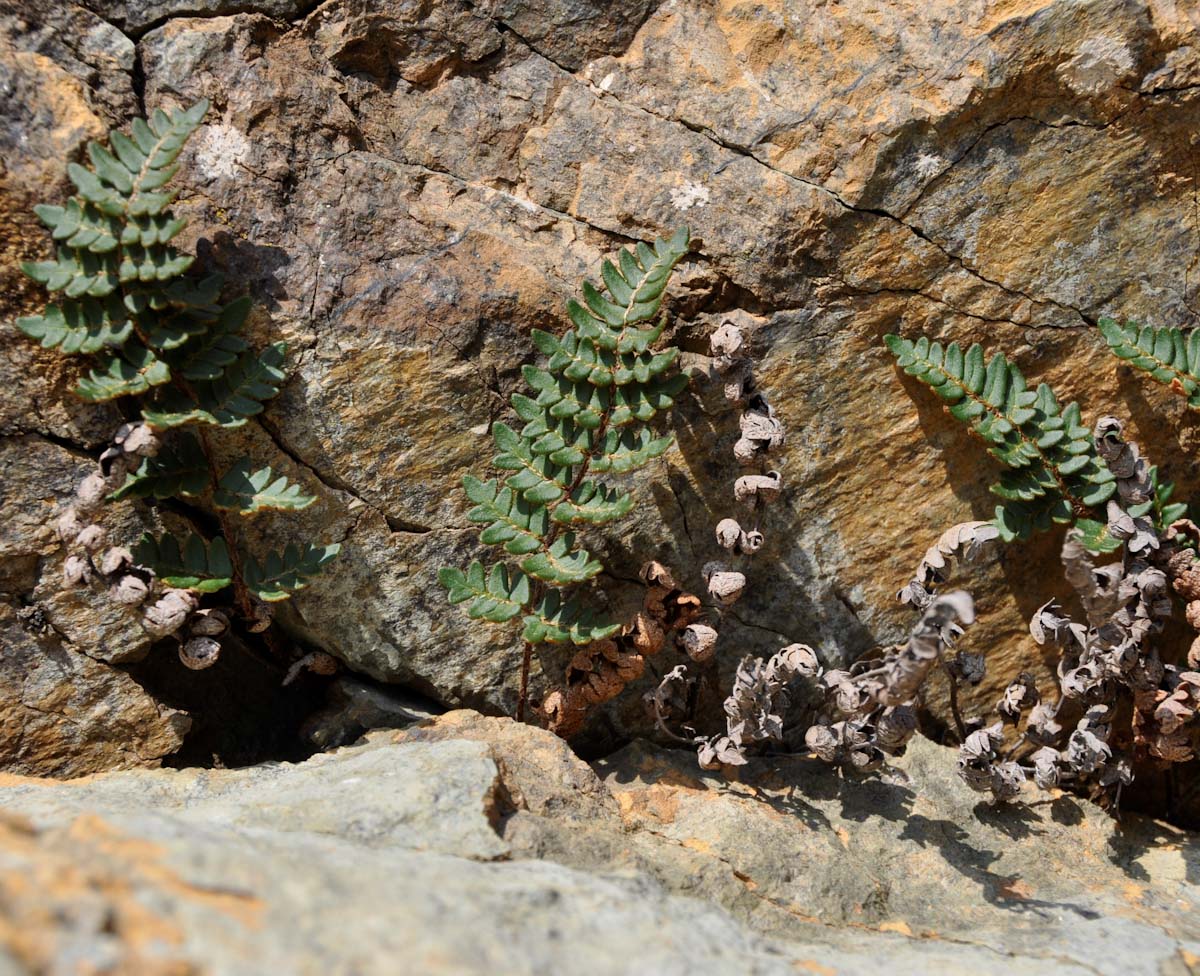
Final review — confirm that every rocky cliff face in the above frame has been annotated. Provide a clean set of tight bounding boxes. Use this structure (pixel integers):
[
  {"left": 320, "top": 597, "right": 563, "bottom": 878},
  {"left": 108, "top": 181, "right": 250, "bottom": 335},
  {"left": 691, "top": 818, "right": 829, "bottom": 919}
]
[
  {"left": 2, "top": 0, "right": 1200, "bottom": 767},
  {"left": 2, "top": 711, "right": 1199, "bottom": 974}
]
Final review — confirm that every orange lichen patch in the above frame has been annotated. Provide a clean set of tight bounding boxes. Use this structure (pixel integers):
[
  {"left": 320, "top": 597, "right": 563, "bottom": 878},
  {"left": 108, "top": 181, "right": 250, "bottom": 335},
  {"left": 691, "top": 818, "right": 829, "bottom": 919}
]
[
  {"left": 879, "top": 920, "right": 913, "bottom": 936},
  {"left": 1178, "top": 947, "right": 1200, "bottom": 970},
  {"left": 0, "top": 814, "right": 196, "bottom": 975},
  {"left": 69, "top": 816, "right": 265, "bottom": 930},
  {"left": 993, "top": 877, "right": 1034, "bottom": 902},
  {"left": 1123, "top": 882, "right": 1146, "bottom": 905},
  {"left": 835, "top": 827, "right": 851, "bottom": 850},
  {"left": 794, "top": 959, "right": 837, "bottom": 975},
  {"left": 613, "top": 784, "right": 684, "bottom": 825}
]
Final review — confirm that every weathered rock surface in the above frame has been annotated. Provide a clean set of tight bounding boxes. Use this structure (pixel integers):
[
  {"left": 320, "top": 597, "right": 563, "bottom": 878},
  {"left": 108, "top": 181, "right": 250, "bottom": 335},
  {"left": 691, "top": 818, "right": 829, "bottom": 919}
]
[
  {"left": 3, "top": 0, "right": 1200, "bottom": 765},
  {"left": 3, "top": 711, "right": 1200, "bottom": 974}
]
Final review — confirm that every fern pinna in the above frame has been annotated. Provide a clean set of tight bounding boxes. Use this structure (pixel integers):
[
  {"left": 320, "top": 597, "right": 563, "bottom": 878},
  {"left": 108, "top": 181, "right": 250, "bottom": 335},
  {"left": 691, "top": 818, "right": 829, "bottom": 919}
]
[
  {"left": 17, "top": 99, "right": 338, "bottom": 621},
  {"left": 439, "top": 228, "right": 691, "bottom": 648},
  {"left": 884, "top": 334, "right": 1119, "bottom": 544},
  {"left": 1097, "top": 317, "right": 1200, "bottom": 408}
]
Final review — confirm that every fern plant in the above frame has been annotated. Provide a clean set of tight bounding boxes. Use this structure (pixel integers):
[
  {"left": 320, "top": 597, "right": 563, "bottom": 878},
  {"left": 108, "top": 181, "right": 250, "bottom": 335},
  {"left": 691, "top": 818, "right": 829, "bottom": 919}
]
[
  {"left": 17, "top": 99, "right": 338, "bottom": 654},
  {"left": 439, "top": 228, "right": 691, "bottom": 690},
  {"left": 884, "top": 334, "right": 1123, "bottom": 545}
]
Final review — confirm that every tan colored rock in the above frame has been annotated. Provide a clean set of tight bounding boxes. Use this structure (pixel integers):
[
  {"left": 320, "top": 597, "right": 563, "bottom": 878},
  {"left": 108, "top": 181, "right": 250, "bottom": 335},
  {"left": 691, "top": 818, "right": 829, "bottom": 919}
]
[
  {"left": 1, "top": 712, "right": 1199, "bottom": 973},
  {"left": 4, "top": 0, "right": 1200, "bottom": 753}
]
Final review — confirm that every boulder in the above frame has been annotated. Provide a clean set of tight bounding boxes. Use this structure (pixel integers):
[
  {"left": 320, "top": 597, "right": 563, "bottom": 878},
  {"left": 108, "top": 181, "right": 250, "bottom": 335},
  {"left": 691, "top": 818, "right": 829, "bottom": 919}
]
[{"left": 1, "top": 711, "right": 1198, "bottom": 974}]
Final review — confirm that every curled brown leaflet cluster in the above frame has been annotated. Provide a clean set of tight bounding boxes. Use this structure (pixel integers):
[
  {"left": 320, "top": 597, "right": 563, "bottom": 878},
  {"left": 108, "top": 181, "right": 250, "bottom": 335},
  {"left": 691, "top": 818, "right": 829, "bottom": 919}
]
[{"left": 652, "top": 592, "right": 973, "bottom": 774}]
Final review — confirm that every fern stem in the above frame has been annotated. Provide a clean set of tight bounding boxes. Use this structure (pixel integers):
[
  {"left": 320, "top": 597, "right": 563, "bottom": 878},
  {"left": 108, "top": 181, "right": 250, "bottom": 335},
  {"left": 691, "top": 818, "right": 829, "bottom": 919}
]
[
  {"left": 194, "top": 425, "right": 253, "bottom": 619},
  {"left": 517, "top": 640, "right": 533, "bottom": 723}
]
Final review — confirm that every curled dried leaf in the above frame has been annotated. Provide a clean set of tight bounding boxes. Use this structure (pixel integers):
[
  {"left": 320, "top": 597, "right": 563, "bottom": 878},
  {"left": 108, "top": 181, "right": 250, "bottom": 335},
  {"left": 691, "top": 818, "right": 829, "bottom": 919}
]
[
  {"left": 640, "top": 561, "right": 676, "bottom": 590},
  {"left": 118, "top": 423, "right": 160, "bottom": 458},
  {"left": 901, "top": 522, "right": 999, "bottom": 605},
  {"left": 710, "top": 323, "right": 744, "bottom": 360},
  {"left": 702, "top": 562, "right": 746, "bottom": 606},
  {"left": 56, "top": 508, "right": 83, "bottom": 544},
  {"left": 678, "top": 622, "right": 719, "bottom": 663},
  {"left": 142, "top": 589, "right": 198, "bottom": 639},
  {"left": 774, "top": 643, "right": 821, "bottom": 680},
  {"left": 715, "top": 518, "right": 743, "bottom": 551},
  {"left": 180, "top": 636, "right": 221, "bottom": 670},
  {"left": 998, "top": 672, "right": 1040, "bottom": 726},
  {"left": 246, "top": 601, "right": 273, "bottom": 634},
  {"left": 189, "top": 608, "right": 230, "bottom": 638},
  {"left": 75, "top": 472, "right": 109, "bottom": 512},
  {"left": 98, "top": 546, "right": 133, "bottom": 577},
  {"left": 75, "top": 524, "right": 107, "bottom": 552},
  {"left": 876, "top": 705, "right": 918, "bottom": 755},
  {"left": 1030, "top": 747, "right": 1062, "bottom": 789},
  {"left": 733, "top": 471, "right": 782, "bottom": 504},
  {"left": 111, "top": 574, "right": 150, "bottom": 606},
  {"left": 63, "top": 555, "right": 92, "bottom": 587},
  {"left": 1024, "top": 702, "right": 1063, "bottom": 747}
]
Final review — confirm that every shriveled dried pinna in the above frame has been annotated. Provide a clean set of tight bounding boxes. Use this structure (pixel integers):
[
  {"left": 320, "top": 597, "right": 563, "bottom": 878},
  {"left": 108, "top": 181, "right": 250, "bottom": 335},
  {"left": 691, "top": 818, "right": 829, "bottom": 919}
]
[
  {"left": 679, "top": 623, "right": 719, "bottom": 662},
  {"left": 627, "top": 612, "right": 666, "bottom": 655},
  {"left": 189, "top": 608, "right": 230, "bottom": 637},
  {"left": 246, "top": 601, "right": 273, "bottom": 633},
  {"left": 63, "top": 555, "right": 92, "bottom": 586},
  {"left": 142, "top": 590, "right": 198, "bottom": 638},
  {"left": 180, "top": 636, "right": 221, "bottom": 670},
  {"left": 118, "top": 423, "right": 160, "bottom": 457},
  {"left": 715, "top": 518, "right": 743, "bottom": 550},
  {"left": 56, "top": 509, "right": 83, "bottom": 544},
  {"left": 709, "top": 323, "right": 744, "bottom": 360},
  {"left": 739, "top": 407, "right": 785, "bottom": 451},
  {"left": 75, "top": 472, "right": 109, "bottom": 512},
  {"left": 702, "top": 562, "right": 745, "bottom": 606},
  {"left": 639, "top": 561, "right": 677, "bottom": 590},
  {"left": 75, "top": 524, "right": 107, "bottom": 552},
  {"left": 98, "top": 547, "right": 133, "bottom": 576},
  {"left": 111, "top": 574, "right": 150, "bottom": 605},
  {"left": 733, "top": 471, "right": 781, "bottom": 504}
]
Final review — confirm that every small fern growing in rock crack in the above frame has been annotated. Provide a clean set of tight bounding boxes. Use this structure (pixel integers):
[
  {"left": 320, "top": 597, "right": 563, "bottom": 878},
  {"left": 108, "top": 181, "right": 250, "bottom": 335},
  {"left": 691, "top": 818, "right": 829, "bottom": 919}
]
[
  {"left": 17, "top": 99, "right": 339, "bottom": 670},
  {"left": 884, "top": 333, "right": 1120, "bottom": 545},
  {"left": 439, "top": 227, "right": 692, "bottom": 726}
]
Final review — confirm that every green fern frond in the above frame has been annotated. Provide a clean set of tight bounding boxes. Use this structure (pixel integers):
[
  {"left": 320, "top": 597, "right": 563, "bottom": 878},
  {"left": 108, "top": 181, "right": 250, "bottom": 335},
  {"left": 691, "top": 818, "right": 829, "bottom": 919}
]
[
  {"left": 439, "top": 561, "right": 532, "bottom": 623},
  {"left": 213, "top": 458, "right": 316, "bottom": 514},
  {"left": 885, "top": 334, "right": 1116, "bottom": 541},
  {"left": 1097, "top": 318, "right": 1200, "bottom": 408},
  {"left": 141, "top": 343, "right": 287, "bottom": 429},
  {"left": 522, "top": 589, "right": 621, "bottom": 645},
  {"left": 441, "top": 228, "right": 691, "bottom": 645},
  {"left": 109, "top": 432, "right": 209, "bottom": 500},
  {"left": 134, "top": 532, "right": 234, "bottom": 593},
  {"left": 18, "top": 101, "right": 340, "bottom": 623},
  {"left": 244, "top": 543, "right": 341, "bottom": 602}
]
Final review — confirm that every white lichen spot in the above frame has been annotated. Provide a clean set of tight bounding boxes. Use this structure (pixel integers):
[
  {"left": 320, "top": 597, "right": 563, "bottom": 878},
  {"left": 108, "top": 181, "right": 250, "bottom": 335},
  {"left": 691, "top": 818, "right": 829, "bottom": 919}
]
[
  {"left": 1057, "top": 36, "right": 1135, "bottom": 96},
  {"left": 914, "top": 153, "right": 946, "bottom": 180},
  {"left": 193, "top": 122, "right": 251, "bottom": 180},
  {"left": 669, "top": 180, "right": 710, "bottom": 211}
]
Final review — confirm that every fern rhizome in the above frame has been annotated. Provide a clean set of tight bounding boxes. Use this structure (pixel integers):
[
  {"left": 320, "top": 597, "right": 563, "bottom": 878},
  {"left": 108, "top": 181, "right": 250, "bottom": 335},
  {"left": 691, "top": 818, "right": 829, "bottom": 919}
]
[
  {"left": 17, "top": 99, "right": 338, "bottom": 668},
  {"left": 440, "top": 227, "right": 692, "bottom": 729}
]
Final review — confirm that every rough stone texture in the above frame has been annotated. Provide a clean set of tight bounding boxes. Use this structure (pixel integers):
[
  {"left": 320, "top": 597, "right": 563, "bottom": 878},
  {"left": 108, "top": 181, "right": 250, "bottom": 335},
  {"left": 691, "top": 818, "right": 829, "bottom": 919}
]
[
  {"left": 0, "top": 436, "right": 190, "bottom": 776},
  {"left": 3, "top": 711, "right": 1200, "bottom": 974},
  {"left": 4, "top": 0, "right": 1200, "bottom": 764}
]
